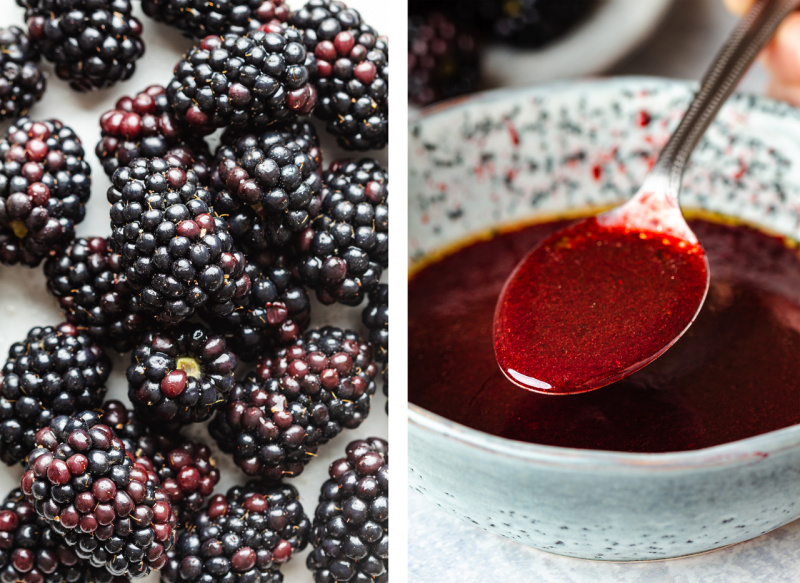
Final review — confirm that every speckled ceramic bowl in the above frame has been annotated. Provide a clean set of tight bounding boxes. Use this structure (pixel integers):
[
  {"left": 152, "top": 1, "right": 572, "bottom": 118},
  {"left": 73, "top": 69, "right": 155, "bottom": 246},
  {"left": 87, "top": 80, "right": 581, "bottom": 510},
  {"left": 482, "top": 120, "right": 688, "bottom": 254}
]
[{"left": 408, "top": 77, "right": 800, "bottom": 561}]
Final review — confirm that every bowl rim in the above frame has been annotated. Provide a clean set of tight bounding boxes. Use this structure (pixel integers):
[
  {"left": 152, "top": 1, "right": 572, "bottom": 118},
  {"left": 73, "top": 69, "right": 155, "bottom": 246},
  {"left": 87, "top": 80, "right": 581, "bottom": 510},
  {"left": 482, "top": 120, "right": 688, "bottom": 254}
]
[{"left": 409, "top": 76, "right": 800, "bottom": 474}]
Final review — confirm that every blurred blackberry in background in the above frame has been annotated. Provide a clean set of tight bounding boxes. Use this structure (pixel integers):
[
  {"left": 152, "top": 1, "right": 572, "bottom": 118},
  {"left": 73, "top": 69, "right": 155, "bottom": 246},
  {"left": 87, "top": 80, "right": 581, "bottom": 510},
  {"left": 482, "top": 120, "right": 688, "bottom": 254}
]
[
  {"left": 97, "top": 85, "right": 213, "bottom": 180},
  {"left": 44, "top": 237, "right": 152, "bottom": 353},
  {"left": 296, "top": 159, "right": 387, "bottom": 306},
  {"left": 307, "top": 438, "right": 388, "bottom": 583},
  {"left": 0, "top": 323, "right": 110, "bottom": 466},
  {"left": 21, "top": 0, "right": 145, "bottom": 91},
  {"left": 162, "top": 481, "right": 310, "bottom": 583},
  {"left": 167, "top": 29, "right": 317, "bottom": 133},
  {"left": 143, "top": 0, "right": 290, "bottom": 40},
  {"left": 21, "top": 412, "right": 177, "bottom": 578},
  {"left": 0, "top": 118, "right": 91, "bottom": 267},
  {"left": 408, "top": 11, "right": 480, "bottom": 107},
  {"left": 127, "top": 324, "right": 237, "bottom": 425},
  {"left": 482, "top": 0, "right": 596, "bottom": 47},
  {"left": 107, "top": 157, "right": 249, "bottom": 326},
  {"left": 210, "top": 326, "right": 378, "bottom": 480},
  {"left": 0, "top": 26, "right": 46, "bottom": 120}
]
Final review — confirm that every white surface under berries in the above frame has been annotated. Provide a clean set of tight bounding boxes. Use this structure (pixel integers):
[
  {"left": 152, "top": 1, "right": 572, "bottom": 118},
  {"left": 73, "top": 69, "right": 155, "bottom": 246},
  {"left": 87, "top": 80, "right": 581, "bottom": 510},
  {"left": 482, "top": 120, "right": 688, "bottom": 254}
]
[{"left": 0, "top": 1, "right": 389, "bottom": 581}]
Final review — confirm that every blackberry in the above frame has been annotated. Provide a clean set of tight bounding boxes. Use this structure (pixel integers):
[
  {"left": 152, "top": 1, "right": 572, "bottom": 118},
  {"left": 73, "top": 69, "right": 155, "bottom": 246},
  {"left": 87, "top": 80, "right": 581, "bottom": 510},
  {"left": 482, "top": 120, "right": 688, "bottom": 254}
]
[
  {"left": 162, "top": 480, "right": 310, "bottom": 583},
  {"left": 143, "top": 0, "right": 290, "bottom": 40},
  {"left": 107, "top": 156, "right": 250, "bottom": 326},
  {"left": 0, "top": 118, "right": 91, "bottom": 267},
  {"left": 408, "top": 12, "right": 480, "bottom": 106},
  {"left": 20, "top": 412, "right": 178, "bottom": 578},
  {"left": 166, "top": 29, "right": 317, "bottom": 133},
  {"left": 213, "top": 125, "right": 322, "bottom": 247},
  {"left": 200, "top": 261, "right": 311, "bottom": 361},
  {"left": 127, "top": 324, "right": 237, "bottom": 425},
  {"left": 21, "top": 0, "right": 145, "bottom": 92},
  {"left": 484, "top": 0, "right": 595, "bottom": 47},
  {"left": 0, "top": 26, "right": 46, "bottom": 120},
  {"left": 97, "top": 85, "right": 213, "bottom": 180},
  {"left": 362, "top": 283, "right": 387, "bottom": 363},
  {"left": 44, "top": 237, "right": 152, "bottom": 353},
  {"left": 296, "top": 159, "right": 387, "bottom": 306},
  {"left": 0, "top": 323, "right": 110, "bottom": 466},
  {"left": 307, "top": 438, "right": 388, "bottom": 583},
  {"left": 209, "top": 326, "right": 377, "bottom": 480}
]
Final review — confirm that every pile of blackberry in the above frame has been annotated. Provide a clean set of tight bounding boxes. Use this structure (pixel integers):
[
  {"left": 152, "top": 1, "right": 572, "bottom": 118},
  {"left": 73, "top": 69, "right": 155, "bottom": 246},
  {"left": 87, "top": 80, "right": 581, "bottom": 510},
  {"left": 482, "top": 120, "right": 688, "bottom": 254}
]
[
  {"left": 0, "top": 26, "right": 45, "bottom": 120},
  {"left": 143, "top": 0, "right": 290, "bottom": 40},
  {"left": 0, "top": 117, "right": 91, "bottom": 266},
  {"left": 307, "top": 438, "right": 388, "bottom": 583},
  {"left": 210, "top": 326, "right": 377, "bottom": 480},
  {"left": 20, "top": 0, "right": 145, "bottom": 91}
]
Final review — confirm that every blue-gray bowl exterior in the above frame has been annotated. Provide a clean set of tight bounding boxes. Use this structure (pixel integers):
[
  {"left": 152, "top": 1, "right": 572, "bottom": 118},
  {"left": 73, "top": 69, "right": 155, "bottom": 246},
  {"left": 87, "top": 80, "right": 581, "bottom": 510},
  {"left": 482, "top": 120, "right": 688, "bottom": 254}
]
[{"left": 408, "top": 77, "right": 800, "bottom": 561}]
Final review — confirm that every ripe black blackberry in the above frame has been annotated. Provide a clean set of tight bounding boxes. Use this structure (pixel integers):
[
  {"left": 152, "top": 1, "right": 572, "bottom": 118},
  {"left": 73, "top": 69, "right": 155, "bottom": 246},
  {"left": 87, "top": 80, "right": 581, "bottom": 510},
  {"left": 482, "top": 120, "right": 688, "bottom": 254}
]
[
  {"left": 97, "top": 85, "right": 213, "bottom": 180},
  {"left": 362, "top": 283, "right": 387, "bottom": 363},
  {"left": 209, "top": 326, "right": 378, "bottom": 480},
  {"left": 408, "top": 11, "right": 480, "bottom": 106},
  {"left": 127, "top": 324, "right": 237, "bottom": 425},
  {"left": 296, "top": 159, "right": 387, "bottom": 306},
  {"left": 107, "top": 156, "right": 250, "bottom": 326},
  {"left": 21, "top": 0, "right": 145, "bottom": 92},
  {"left": 44, "top": 237, "right": 152, "bottom": 353},
  {"left": 20, "top": 412, "right": 177, "bottom": 578},
  {"left": 143, "top": 0, "right": 290, "bottom": 40},
  {"left": 201, "top": 261, "right": 311, "bottom": 361},
  {"left": 0, "top": 323, "right": 110, "bottom": 466},
  {"left": 307, "top": 438, "right": 388, "bottom": 583},
  {"left": 166, "top": 29, "right": 317, "bottom": 133},
  {"left": 161, "top": 480, "right": 310, "bottom": 583},
  {"left": 0, "top": 26, "right": 46, "bottom": 120},
  {"left": 0, "top": 118, "right": 91, "bottom": 267}
]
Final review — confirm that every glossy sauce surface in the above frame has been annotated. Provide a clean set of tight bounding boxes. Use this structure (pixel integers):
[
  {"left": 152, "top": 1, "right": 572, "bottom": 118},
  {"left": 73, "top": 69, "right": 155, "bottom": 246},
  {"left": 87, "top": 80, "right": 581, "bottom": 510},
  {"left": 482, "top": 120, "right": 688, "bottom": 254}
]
[{"left": 409, "top": 218, "right": 800, "bottom": 452}]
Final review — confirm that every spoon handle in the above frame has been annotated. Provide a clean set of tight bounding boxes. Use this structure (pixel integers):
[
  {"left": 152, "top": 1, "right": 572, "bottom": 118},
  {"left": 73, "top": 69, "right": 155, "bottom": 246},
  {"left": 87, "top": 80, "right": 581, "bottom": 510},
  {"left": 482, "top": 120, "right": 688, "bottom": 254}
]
[{"left": 649, "top": 0, "right": 800, "bottom": 195}]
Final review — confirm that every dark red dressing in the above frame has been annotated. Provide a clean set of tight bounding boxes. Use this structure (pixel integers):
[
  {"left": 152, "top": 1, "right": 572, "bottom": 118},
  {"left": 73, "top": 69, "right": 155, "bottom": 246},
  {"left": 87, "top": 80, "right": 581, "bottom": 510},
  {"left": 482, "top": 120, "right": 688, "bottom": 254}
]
[
  {"left": 494, "top": 218, "right": 708, "bottom": 394},
  {"left": 409, "top": 219, "right": 800, "bottom": 452}
]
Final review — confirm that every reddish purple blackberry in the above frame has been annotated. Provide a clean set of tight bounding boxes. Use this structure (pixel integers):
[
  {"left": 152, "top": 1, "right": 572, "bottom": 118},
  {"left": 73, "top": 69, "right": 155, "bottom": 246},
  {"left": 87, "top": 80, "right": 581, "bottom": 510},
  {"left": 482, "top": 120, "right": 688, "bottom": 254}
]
[
  {"left": 296, "top": 159, "right": 387, "bottom": 306},
  {"left": 21, "top": 0, "right": 145, "bottom": 92},
  {"left": 166, "top": 29, "right": 317, "bottom": 133},
  {"left": 127, "top": 324, "right": 237, "bottom": 425},
  {"left": 209, "top": 326, "right": 378, "bottom": 480},
  {"left": 408, "top": 12, "right": 480, "bottom": 106},
  {"left": 200, "top": 261, "right": 311, "bottom": 361},
  {"left": 143, "top": 0, "right": 290, "bottom": 40},
  {"left": 0, "top": 323, "right": 110, "bottom": 466},
  {"left": 20, "top": 412, "right": 177, "bottom": 578},
  {"left": 44, "top": 237, "right": 152, "bottom": 353},
  {"left": 307, "top": 438, "right": 388, "bottom": 583},
  {"left": 96, "top": 85, "right": 213, "bottom": 180},
  {"left": 0, "top": 26, "right": 46, "bottom": 120},
  {"left": 107, "top": 156, "right": 250, "bottom": 326},
  {"left": 0, "top": 118, "right": 91, "bottom": 267},
  {"left": 161, "top": 480, "right": 310, "bottom": 583}
]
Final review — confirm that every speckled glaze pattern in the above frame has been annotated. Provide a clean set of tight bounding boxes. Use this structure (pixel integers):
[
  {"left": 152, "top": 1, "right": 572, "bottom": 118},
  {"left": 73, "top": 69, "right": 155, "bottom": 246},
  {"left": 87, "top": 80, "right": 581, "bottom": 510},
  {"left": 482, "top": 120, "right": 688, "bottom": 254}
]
[{"left": 408, "top": 77, "right": 800, "bottom": 561}]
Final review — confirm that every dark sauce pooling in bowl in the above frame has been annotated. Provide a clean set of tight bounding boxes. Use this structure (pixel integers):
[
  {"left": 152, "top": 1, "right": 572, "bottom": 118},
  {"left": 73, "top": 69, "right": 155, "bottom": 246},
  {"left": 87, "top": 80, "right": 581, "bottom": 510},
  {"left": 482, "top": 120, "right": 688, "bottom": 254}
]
[{"left": 409, "top": 218, "right": 800, "bottom": 452}]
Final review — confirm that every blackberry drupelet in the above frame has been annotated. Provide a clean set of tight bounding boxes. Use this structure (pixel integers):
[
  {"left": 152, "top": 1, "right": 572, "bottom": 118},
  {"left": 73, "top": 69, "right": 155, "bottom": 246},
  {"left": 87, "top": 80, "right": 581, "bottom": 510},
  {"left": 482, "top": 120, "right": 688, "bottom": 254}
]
[
  {"left": 200, "top": 261, "right": 311, "bottom": 361},
  {"left": 161, "top": 480, "right": 310, "bottom": 583},
  {"left": 0, "top": 118, "right": 91, "bottom": 267},
  {"left": 166, "top": 29, "right": 317, "bottom": 132},
  {"left": 296, "top": 159, "right": 387, "bottom": 306},
  {"left": 20, "top": 412, "right": 177, "bottom": 578},
  {"left": 97, "top": 85, "right": 213, "bottom": 180},
  {"left": 21, "top": 0, "right": 145, "bottom": 91},
  {"left": 143, "top": 0, "right": 290, "bottom": 40},
  {"left": 107, "top": 156, "right": 249, "bottom": 326},
  {"left": 127, "top": 324, "right": 237, "bottom": 425},
  {"left": 0, "top": 26, "right": 46, "bottom": 120},
  {"left": 44, "top": 237, "right": 152, "bottom": 353},
  {"left": 307, "top": 438, "right": 388, "bottom": 583},
  {"left": 209, "top": 326, "right": 377, "bottom": 480},
  {"left": 0, "top": 323, "right": 110, "bottom": 466},
  {"left": 408, "top": 11, "right": 480, "bottom": 106}
]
